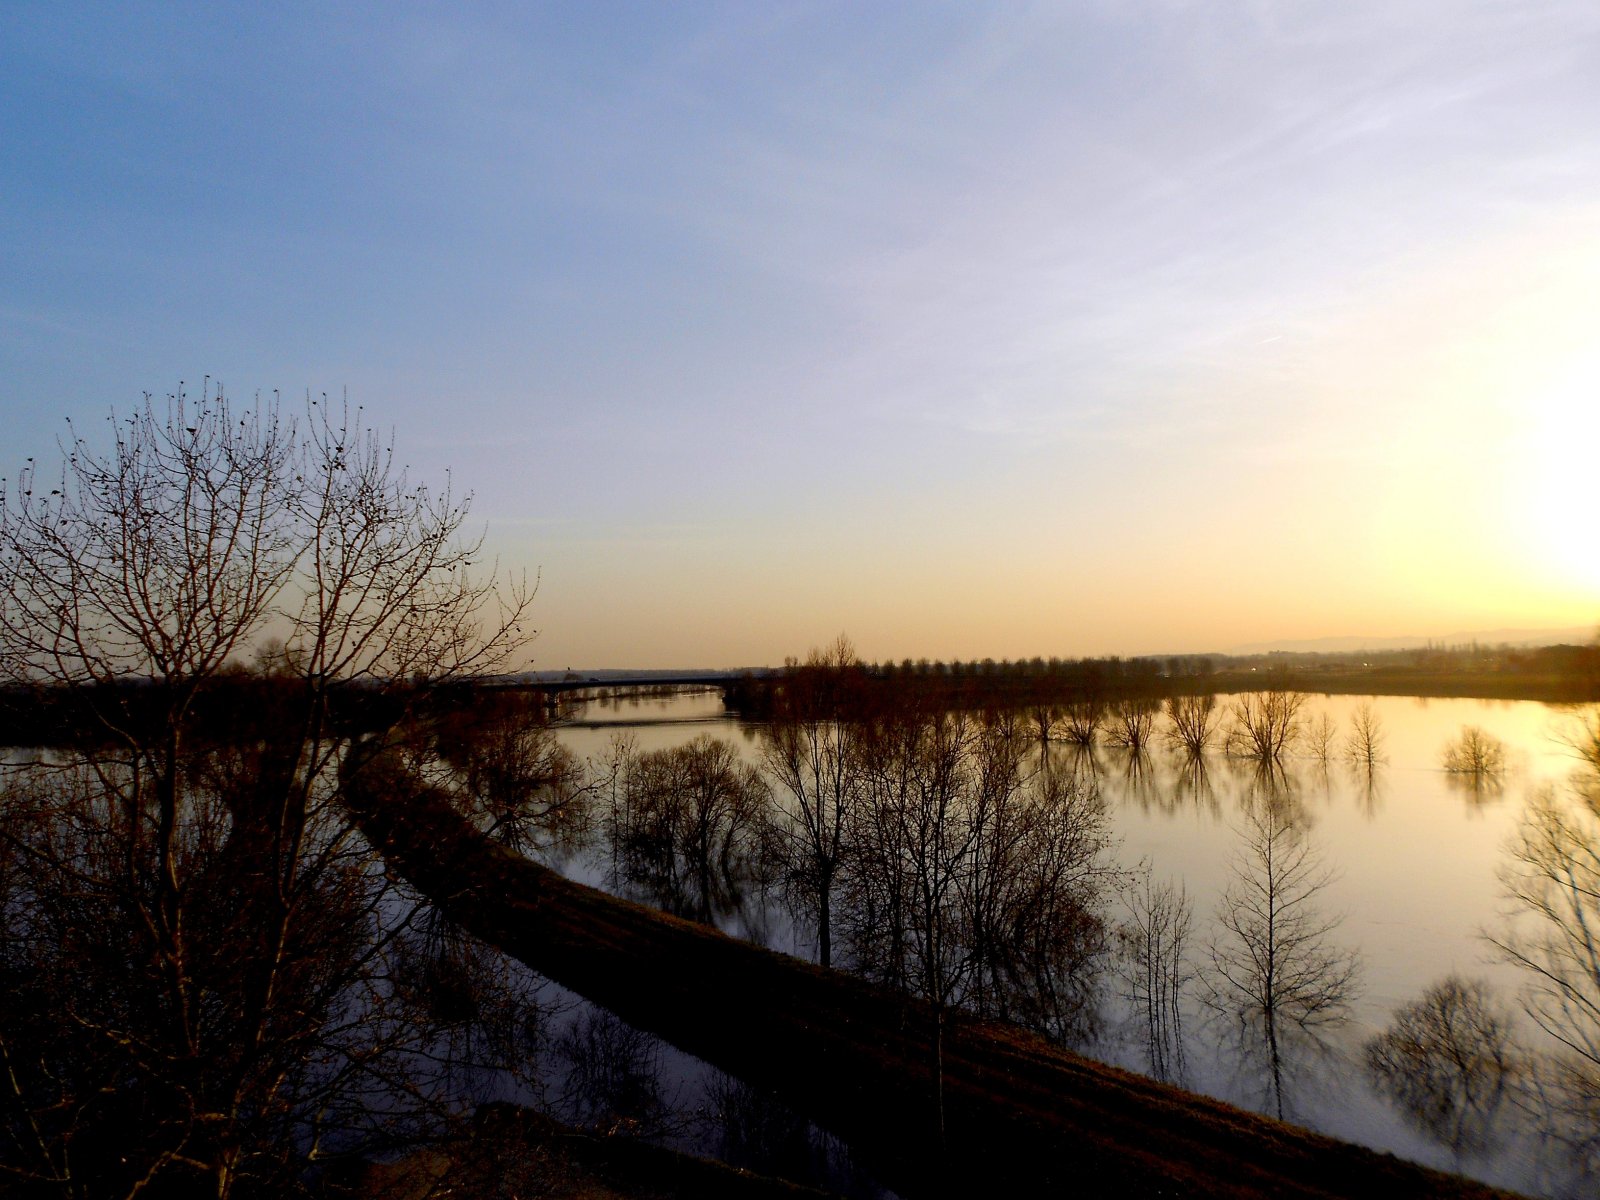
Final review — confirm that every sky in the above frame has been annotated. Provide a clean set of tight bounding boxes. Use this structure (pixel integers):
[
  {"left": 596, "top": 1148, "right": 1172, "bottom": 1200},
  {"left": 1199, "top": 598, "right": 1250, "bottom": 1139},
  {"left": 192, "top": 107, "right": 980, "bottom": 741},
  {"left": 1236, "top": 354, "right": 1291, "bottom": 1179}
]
[{"left": 2, "top": 2, "right": 1598, "bottom": 668}]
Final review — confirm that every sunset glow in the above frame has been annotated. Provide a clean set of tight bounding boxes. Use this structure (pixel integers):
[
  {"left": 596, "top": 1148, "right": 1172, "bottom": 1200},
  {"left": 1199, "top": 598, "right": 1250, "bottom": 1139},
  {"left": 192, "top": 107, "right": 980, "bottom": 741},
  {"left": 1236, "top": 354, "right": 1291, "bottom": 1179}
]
[{"left": 2, "top": 3, "right": 1596, "bottom": 666}]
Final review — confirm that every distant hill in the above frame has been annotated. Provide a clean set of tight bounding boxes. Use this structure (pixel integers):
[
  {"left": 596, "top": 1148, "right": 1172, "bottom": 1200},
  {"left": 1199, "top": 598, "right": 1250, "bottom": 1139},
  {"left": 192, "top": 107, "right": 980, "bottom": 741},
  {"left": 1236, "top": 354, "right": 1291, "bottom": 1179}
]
[{"left": 1228, "top": 626, "right": 1596, "bottom": 656}]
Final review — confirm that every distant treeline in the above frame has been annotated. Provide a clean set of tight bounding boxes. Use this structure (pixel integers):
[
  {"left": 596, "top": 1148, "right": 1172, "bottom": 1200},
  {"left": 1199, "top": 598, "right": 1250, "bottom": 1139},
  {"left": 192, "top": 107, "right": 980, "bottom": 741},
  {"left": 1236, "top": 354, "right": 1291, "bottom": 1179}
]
[
  {"left": 2, "top": 639, "right": 1593, "bottom": 747},
  {"left": 726, "top": 640, "right": 1600, "bottom": 720}
]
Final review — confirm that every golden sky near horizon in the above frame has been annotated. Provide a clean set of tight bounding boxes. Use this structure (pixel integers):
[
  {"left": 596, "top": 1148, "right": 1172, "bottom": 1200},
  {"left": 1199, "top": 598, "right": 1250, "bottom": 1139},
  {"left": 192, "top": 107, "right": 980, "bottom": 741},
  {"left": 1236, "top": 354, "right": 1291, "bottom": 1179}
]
[{"left": 4, "top": 5, "right": 1597, "bottom": 667}]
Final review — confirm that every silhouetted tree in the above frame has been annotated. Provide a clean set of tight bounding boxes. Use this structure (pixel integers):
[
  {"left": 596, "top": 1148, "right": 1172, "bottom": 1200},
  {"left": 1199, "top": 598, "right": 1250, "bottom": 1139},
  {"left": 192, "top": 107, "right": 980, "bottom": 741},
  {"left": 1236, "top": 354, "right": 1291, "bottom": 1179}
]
[
  {"left": 1304, "top": 712, "right": 1338, "bottom": 765},
  {"left": 1204, "top": 781, "right": 1360, "bottom": 1119},
  {"left": 0, "top": 388, "right": 534, "bottom": 1196},
  {"left": 1105, "top": 697, "right": 1160, "bottom": 752},
  {"left": 1225, "top": 689, "right": 1306, "bottom": 762},
  {"left": 763, "top": 634, "right": 864, "bottom": 967},
  {"left": 606, "top": 735, "right": 773, "bottom": 925},
  {"left": 1164, "top": 692, "right": 1217, "bottom": 757},
  {"left": 1442, "top": 726, "right": 1507, "bottom": 776},
  {"left": 1343, "top": 702, "right": 1386, "bottom": 771},
  {"left": 1060, "top": 698, "right": 1104, "bottom": 747}
]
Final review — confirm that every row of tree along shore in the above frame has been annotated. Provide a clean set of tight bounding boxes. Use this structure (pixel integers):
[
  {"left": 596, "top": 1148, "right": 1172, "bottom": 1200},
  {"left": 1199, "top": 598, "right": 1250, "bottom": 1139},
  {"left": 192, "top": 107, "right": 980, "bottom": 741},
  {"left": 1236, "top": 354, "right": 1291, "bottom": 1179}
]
[
  {"left": 2, "top": 632, "right": 1593, "bottom": 750},
  {"left": 721, "top": 640, "right": 1600, "bottom": 722}
]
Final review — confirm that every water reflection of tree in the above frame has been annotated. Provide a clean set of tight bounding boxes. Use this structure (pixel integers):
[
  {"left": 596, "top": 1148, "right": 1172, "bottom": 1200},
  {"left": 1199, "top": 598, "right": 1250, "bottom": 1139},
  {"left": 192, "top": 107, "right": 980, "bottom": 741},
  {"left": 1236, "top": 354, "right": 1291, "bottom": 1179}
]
[
  {"left": 603, "top": 735, "right": 775, "bottom": 926},
  {"left": 1364, "top": 976, "right": 1517, "bottom": 1165},
  {"left": 1105, "top": 745, "right": 1166, "bottom": 814},
  {"left": 1491, "top": 780, "right": 1600, "bottom": 1182},
  {"left": 1044, "top": 739, "right": 1101, "bottom": 787},
  {"left": 1203, "top": 781, "right": 1360, "bottom": 1120},
  {"left": 1346, "top": 763, "right": 1385, "bottom": 819},
  {"left": 555, "top": 1007, "right": 678, "bottom": 1138},
  {"left": 762, "top": 636, "right": 866, "bottom": 969},
  {"left": 1168, "top": 752, "right": 1222, "bottom": 818},
  {"left": 700, "top": 1071, "right": 829, "bottom": 1186},
  {"left": 1118, "top": 869, "right": 1194, "bottom": 1084},
  {"left": 1223, "top": 758, "right": 1313, "bottom": 831},
  {"left": 1443, "top": 766, "right": 1507, "bottom": 813}
]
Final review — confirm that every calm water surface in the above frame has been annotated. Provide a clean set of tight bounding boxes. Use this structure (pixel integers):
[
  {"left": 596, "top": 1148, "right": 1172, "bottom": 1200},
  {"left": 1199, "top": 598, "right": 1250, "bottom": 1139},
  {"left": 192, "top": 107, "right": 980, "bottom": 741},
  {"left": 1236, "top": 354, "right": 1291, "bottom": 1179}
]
[{"left": 554, "top": 688, "right": 1596, "bottom": 1193}]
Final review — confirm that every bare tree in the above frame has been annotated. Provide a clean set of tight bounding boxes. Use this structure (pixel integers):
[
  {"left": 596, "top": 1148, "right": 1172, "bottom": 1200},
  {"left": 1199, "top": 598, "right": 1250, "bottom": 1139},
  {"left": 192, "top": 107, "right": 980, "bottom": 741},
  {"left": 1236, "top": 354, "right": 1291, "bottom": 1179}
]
[
  {"left": 1225, "top": 689, "right": 1306, "bottom": 762},
  {"left": 763, "top": 634, "right": 864, "bottom": 968},
  {"left": 1059, "top": 698, "right": 1104, "bottom": 747},
  {"left": 840, "top": 706, "right": 1116, "bottom": 1144},
  {"left": 1364, "top": 976, "right": 1518, "bottom": 1163},
  {"left": 431, "top": 689, "right": 590, "bottom": 860},
  {"left": 1343, "top": 702, "right": 1386, "bottom": 771},
  {"left": 1204, "top": 782, "right": 1360, "bottom": 1120},
  {"left": 1104, "top": 697, "right": 1160, "bottom": 753},
  {"left": 1025, "top": 700, "right": 1060, "bottom": 744},
  {"left": 605, "top": 734, "right": 773, "bottom": 926},
  {"left": 1304, "top": 712, "right": 1339, "bottom": 765},
  {"left": 1561, "top": 705, "right": 1600, "bottom": 776},
  {"left": 1165, "top": 692, "right": 1217, "bottom": 757},
  {"left": 0, "top": 388, "right": 535, "bottom": 1197},
  {"left": 1442, "top": 726, "right": 1507, "bottom": 776}
]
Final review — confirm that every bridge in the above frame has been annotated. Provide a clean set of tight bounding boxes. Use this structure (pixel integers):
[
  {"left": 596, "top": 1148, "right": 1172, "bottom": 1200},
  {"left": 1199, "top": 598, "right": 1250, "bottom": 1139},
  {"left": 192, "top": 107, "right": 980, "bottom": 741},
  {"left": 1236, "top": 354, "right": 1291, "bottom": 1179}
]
[{"left": 480, "top": 671, "right": 767, "bottom": 695}]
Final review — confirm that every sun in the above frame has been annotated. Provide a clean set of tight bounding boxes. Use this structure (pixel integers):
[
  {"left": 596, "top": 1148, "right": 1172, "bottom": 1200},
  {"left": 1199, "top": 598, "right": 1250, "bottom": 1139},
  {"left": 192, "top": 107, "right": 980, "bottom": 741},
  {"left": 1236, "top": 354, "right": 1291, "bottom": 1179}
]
[{"left": 1514, "top": 354, "right": 1600, "bottom": 598}]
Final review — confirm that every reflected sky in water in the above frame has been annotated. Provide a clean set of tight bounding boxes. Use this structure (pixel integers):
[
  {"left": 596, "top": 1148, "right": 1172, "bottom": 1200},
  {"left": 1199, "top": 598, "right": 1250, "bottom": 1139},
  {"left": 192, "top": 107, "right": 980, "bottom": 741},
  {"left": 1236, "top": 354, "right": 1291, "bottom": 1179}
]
[{"left": 555, "top": 688, "right": 1595, "bottom": 1192}]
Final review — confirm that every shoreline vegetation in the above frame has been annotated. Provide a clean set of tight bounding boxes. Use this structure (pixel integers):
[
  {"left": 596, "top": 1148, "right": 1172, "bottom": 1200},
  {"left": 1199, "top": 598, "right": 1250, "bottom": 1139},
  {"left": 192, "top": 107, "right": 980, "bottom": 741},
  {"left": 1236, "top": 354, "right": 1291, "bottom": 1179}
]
[{"left": 3, "top": 639, "right": 1594, "bottom": 750}]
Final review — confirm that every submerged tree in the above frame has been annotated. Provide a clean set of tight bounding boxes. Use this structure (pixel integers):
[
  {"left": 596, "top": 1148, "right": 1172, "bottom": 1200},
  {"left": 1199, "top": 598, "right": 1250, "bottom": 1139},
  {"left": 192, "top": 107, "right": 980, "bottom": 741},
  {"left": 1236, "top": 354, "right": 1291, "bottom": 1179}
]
[
  {"left": 0, "top": 388, "right": 536, "bottom": 1196},
  {"left": 841, "top": 710, "right": 1114, "bottom": 1044},
  {"left": 1104, "top": 697, "right": 1160, "bottom": 753},
  {"left": 1364, "top": 976, "right": 1517, "bottom": 1163},
  {"left": 763, "top": 634, "right": 865, "bottom": 968},
  {"left": 430, "top": 689, "right": 590, "bottom": 859},
  {"left": 1204, "top": 783, "right": 1360, "bottom": 1120},
  {"left": 1059, "top": 698, "right": 1104, "bottom": 747},
  {"left": 1304, "top": 712, "right": 1339, "bottom": 765},
  {"left": 1344, "top": 702, "right": 1386, "bottom": 771},
  {"left": 1225, "top": 689, "right": 1306, "bottom": 762},
  {"left": 606, "top": 734, "right": 773, "bottom": 925},
  {"left": 1165, "top": 692, "right": 1218, "bottom": 757},
  {"left": 1442, "top": 726, "right": 1507, "bottom": 777},
  {"left": 836, "top": 705, "right": 1116, "bottom": 1145}
]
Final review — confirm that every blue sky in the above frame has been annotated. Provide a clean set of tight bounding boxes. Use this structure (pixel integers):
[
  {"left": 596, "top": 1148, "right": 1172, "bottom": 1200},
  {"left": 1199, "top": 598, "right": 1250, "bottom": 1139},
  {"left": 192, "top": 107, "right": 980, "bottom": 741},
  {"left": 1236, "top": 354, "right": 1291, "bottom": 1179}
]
[{"left": 4, "top": 2, "right": 1598, "bottom": 666}]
